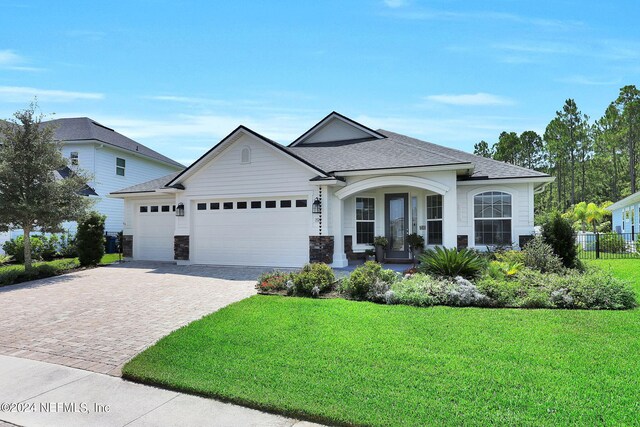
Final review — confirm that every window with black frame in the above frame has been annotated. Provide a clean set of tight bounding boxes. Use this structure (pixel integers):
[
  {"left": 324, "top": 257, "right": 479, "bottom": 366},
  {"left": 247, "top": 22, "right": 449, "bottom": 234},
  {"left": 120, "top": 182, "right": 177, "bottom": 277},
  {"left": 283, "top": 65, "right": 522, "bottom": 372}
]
[{"left": 474, "top": 191, "right": 512, "bottom": 246}]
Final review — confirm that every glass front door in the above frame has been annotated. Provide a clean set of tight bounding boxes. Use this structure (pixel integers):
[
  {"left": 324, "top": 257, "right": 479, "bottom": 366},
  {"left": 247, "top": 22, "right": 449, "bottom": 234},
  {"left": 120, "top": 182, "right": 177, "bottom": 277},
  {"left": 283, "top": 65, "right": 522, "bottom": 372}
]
[{"left": 385, "top": 193, "right": 409, "bottom": 259}]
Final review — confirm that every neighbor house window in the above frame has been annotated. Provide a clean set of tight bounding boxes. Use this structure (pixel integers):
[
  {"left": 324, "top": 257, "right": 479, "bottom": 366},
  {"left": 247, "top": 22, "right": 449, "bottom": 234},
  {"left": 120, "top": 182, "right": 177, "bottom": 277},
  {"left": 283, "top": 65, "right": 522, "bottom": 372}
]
[
  {"left": 70, "top": 152, "right": 79, "bottom": 166},
  {"left": 356, "top": 197, "right": 375, "bottom": 245},
  {"left": 116, "top": 157, "right": 126, "bottom": 176},
  {"left": 426, "top": 195, "right": 443, "bottom": 245},
  {"left": 474, "top": 191, "right": 512, "bottom": 246}
]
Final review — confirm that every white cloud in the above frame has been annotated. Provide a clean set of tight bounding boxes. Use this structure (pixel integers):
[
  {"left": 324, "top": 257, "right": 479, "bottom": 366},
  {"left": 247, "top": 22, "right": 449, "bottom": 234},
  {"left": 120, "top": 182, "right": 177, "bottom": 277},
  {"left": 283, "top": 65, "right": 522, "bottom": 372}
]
[
  {"left": 0, "top": 86, "right": 104, "bottom": 102},
  {"left": 425, "top": 93, "right": 514, "bottom": 106},
  {"left": 557, "top": 75, "right": 621, "bottom": 86},
  {"left": 0, "top": 49, "right": 42, "bottom": 71},
  {"left": 383, "top": 0, "right": 408, "bottom": 8}
]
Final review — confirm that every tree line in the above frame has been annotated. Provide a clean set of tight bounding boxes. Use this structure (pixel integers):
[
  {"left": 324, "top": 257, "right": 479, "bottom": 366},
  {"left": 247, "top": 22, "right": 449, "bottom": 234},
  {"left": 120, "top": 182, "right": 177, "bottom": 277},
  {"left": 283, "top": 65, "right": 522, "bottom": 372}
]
[{"left": 473, "top": 85, "right": 640, "bottom": 219}]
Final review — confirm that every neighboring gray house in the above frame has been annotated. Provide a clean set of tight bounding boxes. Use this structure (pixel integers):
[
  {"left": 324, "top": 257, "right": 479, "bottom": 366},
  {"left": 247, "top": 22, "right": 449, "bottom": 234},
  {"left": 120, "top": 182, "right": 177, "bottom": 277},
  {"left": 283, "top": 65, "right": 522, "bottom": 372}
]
[
  {"left": 111, "top": 112, "right": 554, "bottom": 267},
  {"left": 610, "top": 191, "right": 640, "bottom": 236},
  {"left": 0, "top": 118, "right": 183, "bottom": 252}
]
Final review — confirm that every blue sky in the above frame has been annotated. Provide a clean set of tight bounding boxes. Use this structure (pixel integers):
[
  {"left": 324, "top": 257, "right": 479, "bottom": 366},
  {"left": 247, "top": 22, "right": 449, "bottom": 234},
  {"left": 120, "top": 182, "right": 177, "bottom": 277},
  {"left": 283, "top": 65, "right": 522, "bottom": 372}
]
[{"left": 1, "top": 0, "right": 638, "bottom": 165}]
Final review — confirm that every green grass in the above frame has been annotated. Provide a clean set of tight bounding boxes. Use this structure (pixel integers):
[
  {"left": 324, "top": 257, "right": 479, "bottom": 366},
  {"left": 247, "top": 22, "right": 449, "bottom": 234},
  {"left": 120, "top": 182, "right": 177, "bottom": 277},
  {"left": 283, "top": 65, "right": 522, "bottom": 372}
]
[
  {"left": 0, "top": 253, "right": 121, "bottom": 286},
  {"left": 123, "top": 260, "right": 640, "bottom": 426}
]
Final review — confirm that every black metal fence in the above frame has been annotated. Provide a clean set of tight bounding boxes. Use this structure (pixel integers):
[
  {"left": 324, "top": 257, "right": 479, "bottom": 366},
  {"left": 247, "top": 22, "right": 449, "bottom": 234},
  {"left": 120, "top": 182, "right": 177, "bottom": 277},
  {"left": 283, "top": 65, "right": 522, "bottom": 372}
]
[{"left": 576, "top": 232, "right": 639, "bottom": 259}]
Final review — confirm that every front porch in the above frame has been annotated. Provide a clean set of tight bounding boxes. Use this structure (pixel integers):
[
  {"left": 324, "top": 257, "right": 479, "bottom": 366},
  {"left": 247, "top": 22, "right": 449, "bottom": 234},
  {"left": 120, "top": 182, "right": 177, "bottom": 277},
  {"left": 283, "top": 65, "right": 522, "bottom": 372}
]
[{"left": 316, "top": 174, "right": 458, "bottom": 268}]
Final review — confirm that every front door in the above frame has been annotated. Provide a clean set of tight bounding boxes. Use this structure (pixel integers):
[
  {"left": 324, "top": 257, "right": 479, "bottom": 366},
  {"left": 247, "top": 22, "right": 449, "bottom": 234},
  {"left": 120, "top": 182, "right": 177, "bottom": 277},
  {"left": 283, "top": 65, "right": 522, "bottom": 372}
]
[{"left": 385, "top": 193, "right": 409, "bottom": 259}]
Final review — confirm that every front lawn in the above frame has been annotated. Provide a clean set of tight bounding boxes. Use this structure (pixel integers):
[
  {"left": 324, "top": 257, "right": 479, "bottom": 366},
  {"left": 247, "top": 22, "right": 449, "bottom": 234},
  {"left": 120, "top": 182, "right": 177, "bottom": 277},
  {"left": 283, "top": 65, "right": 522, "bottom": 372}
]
[
  {"left": 123, "top": 259, "right": 640, "bottom": 426},
  {"left": 0, "top": 253, "right": 121, "bottom": 287}
]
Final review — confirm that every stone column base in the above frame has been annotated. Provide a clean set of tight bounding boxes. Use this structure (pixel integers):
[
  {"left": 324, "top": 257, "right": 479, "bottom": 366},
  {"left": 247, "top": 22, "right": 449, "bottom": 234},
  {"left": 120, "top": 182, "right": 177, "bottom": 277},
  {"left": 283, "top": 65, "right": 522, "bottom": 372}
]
[
  {"left": 122, "top": 235, "right": 133, "bottom": 258},
  {"left": 174, "top": 235, "right": 190, "bottom": 261},
  {"left": 309, "top": 236, "right": 334, "bottom": 264}
]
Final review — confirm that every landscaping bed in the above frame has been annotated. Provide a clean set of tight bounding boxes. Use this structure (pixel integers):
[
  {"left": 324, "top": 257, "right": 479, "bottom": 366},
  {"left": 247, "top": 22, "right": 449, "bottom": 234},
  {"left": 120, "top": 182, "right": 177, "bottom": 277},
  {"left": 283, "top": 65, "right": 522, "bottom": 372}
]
[
  {"left": 123, "top": 263, "right": 640, "bottom": 426},
  {"left": 0, "top": 254, "right": 120, "bottom": 287}
]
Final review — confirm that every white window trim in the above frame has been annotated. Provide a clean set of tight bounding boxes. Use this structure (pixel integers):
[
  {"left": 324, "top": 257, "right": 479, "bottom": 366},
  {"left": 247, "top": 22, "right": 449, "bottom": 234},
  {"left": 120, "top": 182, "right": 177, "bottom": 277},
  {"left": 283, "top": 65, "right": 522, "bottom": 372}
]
[
  {"left": 472, "top": 190, "right": 513, "bottom": 248},
  {"left": 425, "top": 194, "right": 443, "bottom": 246},
  {"left": 240, "top": 146, "right": 251, "bottom": 164},
  {"left": 354, "top": 195, "right": 376, "bottom": 248},
  {"left": 116, "top": 157, "right": 126, "bottom": 176}
]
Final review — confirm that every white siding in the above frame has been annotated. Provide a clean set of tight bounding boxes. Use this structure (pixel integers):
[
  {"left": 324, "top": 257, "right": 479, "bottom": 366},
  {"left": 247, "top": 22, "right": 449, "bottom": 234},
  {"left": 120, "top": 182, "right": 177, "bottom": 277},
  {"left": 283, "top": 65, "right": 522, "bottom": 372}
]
[
  {"left": 176, "top": 133, "right": 319, "bottom": 238},
  {"left": 93, "top": 146, "right": 181, "bottom": 232},
  {"left": 303, "top": 119, "right": 373, "bottom": 144},
  {"left": 456, "top": 182, "right": 533, "bottom": 248}
]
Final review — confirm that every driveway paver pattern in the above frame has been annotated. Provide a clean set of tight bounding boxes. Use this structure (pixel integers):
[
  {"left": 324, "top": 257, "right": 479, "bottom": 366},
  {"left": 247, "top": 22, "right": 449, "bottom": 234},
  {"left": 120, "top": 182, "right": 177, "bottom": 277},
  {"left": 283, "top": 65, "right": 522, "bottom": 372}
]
[{"left": 0, "top": 262, "right": 260, "bottom": 375}]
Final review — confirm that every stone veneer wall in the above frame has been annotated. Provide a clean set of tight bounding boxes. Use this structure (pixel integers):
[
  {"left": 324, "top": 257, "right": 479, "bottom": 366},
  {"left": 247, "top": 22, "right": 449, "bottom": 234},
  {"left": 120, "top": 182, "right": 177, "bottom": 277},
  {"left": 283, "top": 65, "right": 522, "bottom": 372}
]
[
  {"left": 174, "top": 236, "right": 190, "bottom": 261},
  {"left": 122, "top": 235, "right": 133, "bottom": 258},
  {"left": 309, "top": 236, "right": 334, "bottom": 264}
]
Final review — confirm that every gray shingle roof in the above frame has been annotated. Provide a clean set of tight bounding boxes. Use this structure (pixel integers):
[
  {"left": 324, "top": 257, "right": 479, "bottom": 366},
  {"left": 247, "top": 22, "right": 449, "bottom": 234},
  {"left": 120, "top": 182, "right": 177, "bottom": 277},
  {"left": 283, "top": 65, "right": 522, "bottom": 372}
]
[
  {"left": 110, "top": 171, "right": 183, "bottom": 194},
  {"left": 288, "top": 129, "right": 550, "bottom": 179},
  {"left": 44, "top": 117, "right": 184, "bottom": 169}
]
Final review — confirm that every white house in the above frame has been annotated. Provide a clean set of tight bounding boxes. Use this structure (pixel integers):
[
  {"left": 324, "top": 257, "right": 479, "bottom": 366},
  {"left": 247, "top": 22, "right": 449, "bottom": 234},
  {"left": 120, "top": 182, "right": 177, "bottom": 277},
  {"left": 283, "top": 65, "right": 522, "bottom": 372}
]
[
  {"left": 0, "top": 118, "right": 183, "bottom": 254},
  {"left": 610, "top": 191, "right": 640, "bottom": 236},
  {"left": 110, "top": 112, "right": 554, "bottom": 267}
]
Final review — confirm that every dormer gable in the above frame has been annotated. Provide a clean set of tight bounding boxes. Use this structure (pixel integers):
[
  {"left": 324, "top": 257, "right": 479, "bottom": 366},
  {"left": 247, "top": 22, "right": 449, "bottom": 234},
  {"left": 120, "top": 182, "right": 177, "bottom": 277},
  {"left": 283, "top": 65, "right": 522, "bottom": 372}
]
[{"left": 289, "top": 111, "right": 386, "bottom": 146}]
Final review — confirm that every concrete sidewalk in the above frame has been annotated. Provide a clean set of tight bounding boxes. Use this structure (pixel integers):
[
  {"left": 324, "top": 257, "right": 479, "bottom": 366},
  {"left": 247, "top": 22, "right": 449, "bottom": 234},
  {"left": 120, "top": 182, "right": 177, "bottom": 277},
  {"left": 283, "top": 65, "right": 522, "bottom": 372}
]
[{"left": 0, "top": 355, "right": 322, "bottom": 427}]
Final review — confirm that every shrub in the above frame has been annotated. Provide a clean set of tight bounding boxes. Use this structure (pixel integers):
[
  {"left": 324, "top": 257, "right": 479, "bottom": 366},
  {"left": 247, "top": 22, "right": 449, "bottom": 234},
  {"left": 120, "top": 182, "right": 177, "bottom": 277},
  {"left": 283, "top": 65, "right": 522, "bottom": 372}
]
[
  {"left": 599, "top": 233, "right": 627, "bottom": 254},
  {"left": 59, "top": 232, "right": 77, "bottom": 258},
  {"left": 390, "top": 274, "right": 489, "bottom": 307},
  {"left": 523, "top": 236, "right": 565, "bottom": 274},
  {"left": 340, "top": 261, "right": 398, "bottom": 301},
  {"left": 541, "top": 213, "right": 578, "bottom": 268},
  {"left": 494, "top": 250, "right": 525, "bottom": 265},
  {"left": 40, "top": 234, "right": 59, "bottom": 261},
  {"left": 0, "top": 254, "right": 12, "bottom": 265},
  {"left": 418, "top": 247, "right": 484, "bottom": 279},
  {"left": 561, "top": 269, "right": 636, "bottom": 310},
  {"left": 2, "top": 235, "right": 44, "bottom": 264},
  {"left": 293, "top": 263, "right": 336, "bottom": 296},
  {"left": 486, "top": 260, "right": 524, "bottom": 280},
  {"left": 256, "top": 271, "right": 293, "bottom": 292},
  {"left": 76, "top": 212, "right": 106, "bottom": 266},
  {"left": 0, "top": 258, "right": 80, "bottom": 287}
]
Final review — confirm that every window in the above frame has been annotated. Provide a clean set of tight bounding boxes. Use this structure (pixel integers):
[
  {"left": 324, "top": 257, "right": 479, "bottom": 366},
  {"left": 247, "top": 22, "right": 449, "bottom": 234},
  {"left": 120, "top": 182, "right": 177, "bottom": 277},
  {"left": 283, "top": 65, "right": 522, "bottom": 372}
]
[
  {"left": 70, "top": 152, "right": 79, "bottom": 166},
  {"left": 139, "top": 206, "right": 148, "bottom": 213},
  {"left": 116, "top": 157, "right": 126, "bottom": 176},
  {"left": 296, "top": 199, "right": 307, "bottom": 208},
  {"left": 280, "top": 200, "right": 292, "bottom": 208},
  {"left": 356, "top": 197, "right": 375, "bottom": 245},
  {"left": 150, "top": 206, "right": 159, "bottom": 213},
  {"left": 161, "top": 205, "right": 170, "bottom": 212},
  {"left": 223, "top": 202, "right": 233, "bottom": 210},
  {"left": 241, "top": 147, "right": 251, "bottom": 164},
  {"left": 237, "top": 201, "right": 247, "bottom": 209},
  {"left": 474, "top": 191, "right": 512, "bottom": 246},
  {"left": 251, "top": 201, "right": 262, "bottom": 209},
  {"left": 197, "top": 203, "right": 207, "bottom": 210},
  {"left": 426, "top": 195, "right": 443, "bottom": 245},
  {"left": 210, "top": 202, "right": 220, "bottom": 210},
  {"left": 411, "top": 196, "right": 418, "bottom": 234},
  {"left": 266, "top": 200, "right": 276, "bottom": 208}
]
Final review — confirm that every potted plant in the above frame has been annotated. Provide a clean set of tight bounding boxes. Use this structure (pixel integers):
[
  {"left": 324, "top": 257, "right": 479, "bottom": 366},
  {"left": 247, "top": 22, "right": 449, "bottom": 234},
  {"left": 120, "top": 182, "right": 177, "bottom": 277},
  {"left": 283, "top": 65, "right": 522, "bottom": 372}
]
[
  {"left": 364, "top": 249, "right": 376, "bottom": 261},
  {"left": 373, "top": 236, "right": 388, "bottom": 263},
  {"left": 406, "top": 233, "right": 425, "bottom": 265}
]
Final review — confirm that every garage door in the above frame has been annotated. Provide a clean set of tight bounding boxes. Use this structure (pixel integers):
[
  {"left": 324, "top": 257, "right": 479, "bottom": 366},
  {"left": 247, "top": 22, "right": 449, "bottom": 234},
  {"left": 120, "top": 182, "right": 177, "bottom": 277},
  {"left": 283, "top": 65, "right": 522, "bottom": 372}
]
[
  {"left": 134, "top": 202, "right": 175, "bottom": 261},
  {"left": 192, "top": 197, "right": 311, "bottom": 267}
]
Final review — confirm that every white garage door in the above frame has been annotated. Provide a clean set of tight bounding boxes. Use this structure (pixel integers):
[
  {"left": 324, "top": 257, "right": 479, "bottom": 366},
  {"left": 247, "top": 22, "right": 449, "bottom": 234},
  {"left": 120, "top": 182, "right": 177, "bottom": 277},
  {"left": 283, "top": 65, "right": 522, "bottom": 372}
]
[
  {"left": 134, "top": 202, "right": 175, "bottom": 261},
  {"left": 192, "top": 197, "right": 311, "bottom": 267}
]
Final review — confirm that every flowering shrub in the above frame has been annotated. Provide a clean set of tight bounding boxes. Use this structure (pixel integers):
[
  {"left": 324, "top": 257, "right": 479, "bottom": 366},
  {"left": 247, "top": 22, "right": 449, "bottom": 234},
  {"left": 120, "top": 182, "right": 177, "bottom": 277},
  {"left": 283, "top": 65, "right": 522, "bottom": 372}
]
[
  {"left": 339, "top": 261, "right": 399, "bottom": 301},
  {"left": 256, "top": 271, "right": 294, "bottom": 292}
]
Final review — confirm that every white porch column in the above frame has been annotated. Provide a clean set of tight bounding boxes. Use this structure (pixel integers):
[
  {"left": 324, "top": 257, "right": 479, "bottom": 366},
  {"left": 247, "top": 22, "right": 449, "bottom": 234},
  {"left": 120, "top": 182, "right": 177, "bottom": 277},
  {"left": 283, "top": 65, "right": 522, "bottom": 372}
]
[
  {"left": 329, "top": 190, "right": 348, "bottom": 268},
  {"left": 442, "top": 188, "right": 457, "bottom": 248}
]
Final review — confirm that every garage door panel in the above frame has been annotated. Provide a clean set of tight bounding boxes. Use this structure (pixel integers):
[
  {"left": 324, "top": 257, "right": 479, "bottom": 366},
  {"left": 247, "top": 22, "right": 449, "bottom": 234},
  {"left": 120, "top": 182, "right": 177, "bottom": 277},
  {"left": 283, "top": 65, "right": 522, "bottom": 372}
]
[
  {"left": 135, "top": 204, "right": 175, "bottom": 262},
  {"left": 192, "top": 199, "right": 310, "bottom": 267}
]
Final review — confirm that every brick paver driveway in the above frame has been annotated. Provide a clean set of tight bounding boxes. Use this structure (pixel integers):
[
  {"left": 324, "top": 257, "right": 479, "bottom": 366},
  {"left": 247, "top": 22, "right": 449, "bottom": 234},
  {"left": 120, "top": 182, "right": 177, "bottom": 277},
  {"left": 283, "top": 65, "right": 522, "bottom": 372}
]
[{"left": 0, "top": 262, "right": 260, "bottom": 375}]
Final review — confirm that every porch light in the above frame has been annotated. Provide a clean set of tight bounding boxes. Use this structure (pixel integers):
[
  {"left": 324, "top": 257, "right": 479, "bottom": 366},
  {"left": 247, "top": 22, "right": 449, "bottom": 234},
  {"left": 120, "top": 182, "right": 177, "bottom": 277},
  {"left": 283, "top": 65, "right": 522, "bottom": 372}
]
[
  {"left": 176, "top": 202, "right": 185, "bottom": 217},
  {"left": 312, "top": 197, "right": 322, "bottom": 214}
]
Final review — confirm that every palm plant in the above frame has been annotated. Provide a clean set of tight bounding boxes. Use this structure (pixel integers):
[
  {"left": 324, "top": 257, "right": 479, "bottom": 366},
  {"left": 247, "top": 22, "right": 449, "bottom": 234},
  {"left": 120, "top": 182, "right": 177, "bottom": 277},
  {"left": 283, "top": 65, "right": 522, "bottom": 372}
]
[{"left": 418, "top": 246, "right": 485, "bottom": 279}]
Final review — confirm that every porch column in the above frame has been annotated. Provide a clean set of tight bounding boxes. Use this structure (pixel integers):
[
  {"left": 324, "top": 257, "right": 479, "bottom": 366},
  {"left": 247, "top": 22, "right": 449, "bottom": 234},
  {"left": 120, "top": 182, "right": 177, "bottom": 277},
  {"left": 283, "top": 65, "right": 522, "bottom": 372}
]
[
  {"left": 442, "top": 188, "right": 457, "bottom": 248},
  {"left": 329, "top": 191, "right": 348, "bottom": 268}
]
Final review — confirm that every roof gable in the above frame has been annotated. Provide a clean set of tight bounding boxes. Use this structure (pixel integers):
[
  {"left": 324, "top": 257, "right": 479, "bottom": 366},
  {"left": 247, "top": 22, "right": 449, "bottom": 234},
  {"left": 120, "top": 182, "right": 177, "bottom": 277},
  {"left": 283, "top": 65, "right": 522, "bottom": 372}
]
[
  {"left": 289, "top": 111, "right": 385, "bottom": 147},
  {"left": 166, "top": 125, "right": 327, "bottom": 187},
  {"left": 609, "top": 191, "right": 640, "bottom": 210}
]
